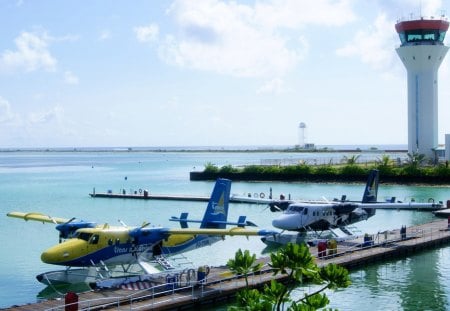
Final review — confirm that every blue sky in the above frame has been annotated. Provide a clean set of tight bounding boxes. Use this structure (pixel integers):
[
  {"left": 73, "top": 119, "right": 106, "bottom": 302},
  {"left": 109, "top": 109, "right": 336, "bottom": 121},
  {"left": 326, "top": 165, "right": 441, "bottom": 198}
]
[{"left": 1, "top": 0, "right": 449, "bottom": 148}]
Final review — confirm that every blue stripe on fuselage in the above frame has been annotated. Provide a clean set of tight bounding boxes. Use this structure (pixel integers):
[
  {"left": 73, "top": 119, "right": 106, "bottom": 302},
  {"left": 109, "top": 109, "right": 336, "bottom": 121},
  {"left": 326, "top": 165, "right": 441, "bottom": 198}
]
[{"left": 58, "top": 242, "right": 152, "bottom": 266}]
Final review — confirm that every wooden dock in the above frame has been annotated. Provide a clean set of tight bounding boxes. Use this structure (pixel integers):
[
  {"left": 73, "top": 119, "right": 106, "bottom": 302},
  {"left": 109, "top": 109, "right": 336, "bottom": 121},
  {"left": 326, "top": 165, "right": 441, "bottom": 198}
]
[{"left": 4, "top": 219, "right": 450, "bottom": 311}]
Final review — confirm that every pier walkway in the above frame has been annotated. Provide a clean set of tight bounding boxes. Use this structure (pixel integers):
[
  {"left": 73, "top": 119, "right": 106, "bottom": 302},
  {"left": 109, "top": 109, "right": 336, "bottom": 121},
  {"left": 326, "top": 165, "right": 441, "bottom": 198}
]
[{"left": 4, "top": 219, "right": 450, "bottom": 311}]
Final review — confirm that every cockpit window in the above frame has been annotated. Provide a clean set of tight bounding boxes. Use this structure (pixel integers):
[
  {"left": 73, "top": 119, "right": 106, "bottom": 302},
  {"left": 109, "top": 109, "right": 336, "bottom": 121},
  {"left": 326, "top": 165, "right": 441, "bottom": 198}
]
[
  {"left": 89, "top": 234, "right": 100, "bottom": 245},
  {"left": 287, "top": 205, "right": 304, "bottom": 213},
  {"left": 76, "top": 232, "right": 93, "bottom": 242}
]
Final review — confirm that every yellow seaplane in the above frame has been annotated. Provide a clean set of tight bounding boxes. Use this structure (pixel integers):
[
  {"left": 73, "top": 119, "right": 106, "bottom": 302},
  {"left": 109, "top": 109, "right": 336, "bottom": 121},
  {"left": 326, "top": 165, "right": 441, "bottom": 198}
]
[{"left": 8, "top": 179, "right": 277, "bottom": 285}]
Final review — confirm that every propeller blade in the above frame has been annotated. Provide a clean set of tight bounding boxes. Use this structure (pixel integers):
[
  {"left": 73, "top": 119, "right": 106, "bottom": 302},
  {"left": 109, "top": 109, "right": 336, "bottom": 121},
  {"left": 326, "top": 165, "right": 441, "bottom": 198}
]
[
  {"left": 141, "top": 222, "right": 150, "bottom": 228},
  {"left": 245, "top": 221, "right": 257, "bottom": 227}
]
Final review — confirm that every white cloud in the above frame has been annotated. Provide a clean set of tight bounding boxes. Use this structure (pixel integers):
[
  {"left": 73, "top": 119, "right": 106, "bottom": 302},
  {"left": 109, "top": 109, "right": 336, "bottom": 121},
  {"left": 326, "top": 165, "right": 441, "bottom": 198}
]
[
  {"left": 253, "top": 0, "right": 356, "bottom": 28},
  {"left": 28, "top": 105, "right": 63, "bottom": 124},
  {"left": 99, "top": 30, "right": 112, "bottom": 41},
  {"left": 257, "top": 78, "right": 286, "bottom": 94},
  {"left": 64, "top": 71, "right": 79, "bottom": 85},
  {"left": 0, "top": 97, "right": 17, "bottom": 124},
  {"left": 134, "top": 24, "right": 159, "bottom": 42},
  {"left": 155, "top": 0, "right": 356, "bottom": 78},
  {"left": 0, "top": 31, "right": 57, "bottom": 72},
  {"left": 336, "top": 14, "right": 397, "bottom": 71}
]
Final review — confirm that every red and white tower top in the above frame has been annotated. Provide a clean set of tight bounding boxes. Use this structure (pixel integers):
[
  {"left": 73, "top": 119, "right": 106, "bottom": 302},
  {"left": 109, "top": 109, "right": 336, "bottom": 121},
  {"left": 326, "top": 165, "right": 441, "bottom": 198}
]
[{"left": 395, "top": 17, "right": 449, "bottom": 46}]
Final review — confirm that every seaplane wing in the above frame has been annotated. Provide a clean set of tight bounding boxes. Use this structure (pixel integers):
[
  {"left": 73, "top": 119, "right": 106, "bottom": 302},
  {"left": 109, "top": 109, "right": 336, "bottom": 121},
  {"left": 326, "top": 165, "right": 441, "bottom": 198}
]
[
  {"left": 166, "top": 227, "right": 277, "bottom": 236},
  {"left": 7, "top": 211, "right": 71, "bottom": 224},
  {"left": 331, "top": 203, "right": 360, "bottom": 215}
]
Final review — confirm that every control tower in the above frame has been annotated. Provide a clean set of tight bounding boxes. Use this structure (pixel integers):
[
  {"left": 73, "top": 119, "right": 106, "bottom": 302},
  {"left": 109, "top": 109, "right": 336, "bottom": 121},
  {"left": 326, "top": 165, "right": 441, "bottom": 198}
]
[{"left": 395, "top": 17, "right": 449, "bottom": 158}]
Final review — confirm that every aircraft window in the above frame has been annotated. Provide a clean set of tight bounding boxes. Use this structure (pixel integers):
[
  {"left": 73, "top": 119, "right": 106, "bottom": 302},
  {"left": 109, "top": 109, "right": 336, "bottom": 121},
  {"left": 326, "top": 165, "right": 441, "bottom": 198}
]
[
  {"left": 89, "top": 234, "right": 99, "bottom": 245},
  {"left": 76, "top": 232, "right": 92, "bottom": 242},
  {"left": 115, "top": 238, "right": 120, "bottom": 245},
  {"left": 303, "top": 208, "right": 308, "bottom": 215},
  {"left": 108, "top": 239, "right": 113, "bottom": 246},
  {"left": 288, "top": 206, "right": 303, "bottom": 213}
]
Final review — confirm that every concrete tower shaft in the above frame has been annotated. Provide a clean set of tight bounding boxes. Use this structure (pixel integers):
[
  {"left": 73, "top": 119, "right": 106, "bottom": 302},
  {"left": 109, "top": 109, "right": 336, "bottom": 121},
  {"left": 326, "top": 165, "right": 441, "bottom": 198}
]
[{"left": 395, "top": 18, "right": 449, "bottom": 158}]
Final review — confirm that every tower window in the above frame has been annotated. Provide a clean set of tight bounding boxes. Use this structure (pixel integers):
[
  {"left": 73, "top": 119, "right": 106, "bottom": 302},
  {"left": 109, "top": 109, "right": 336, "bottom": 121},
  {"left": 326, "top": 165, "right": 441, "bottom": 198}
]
[{"left": 428, "top": 55, "right": 431, "bottom": 60}]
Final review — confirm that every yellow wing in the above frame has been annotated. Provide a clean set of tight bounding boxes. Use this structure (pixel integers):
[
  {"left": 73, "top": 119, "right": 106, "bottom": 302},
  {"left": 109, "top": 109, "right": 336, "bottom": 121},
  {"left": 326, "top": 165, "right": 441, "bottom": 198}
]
[{"left": 7, "top": 211, "right": 70, "bottom": 224}]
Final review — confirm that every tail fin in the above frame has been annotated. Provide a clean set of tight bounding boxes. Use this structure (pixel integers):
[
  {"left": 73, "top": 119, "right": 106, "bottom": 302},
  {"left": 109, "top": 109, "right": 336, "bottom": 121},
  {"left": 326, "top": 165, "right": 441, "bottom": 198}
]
[
  {"left": 361, "top": 169, "right": 379, "bottom": 203},
  {"left": 200, "top": 178, "right": 231, "bottom": 229}
]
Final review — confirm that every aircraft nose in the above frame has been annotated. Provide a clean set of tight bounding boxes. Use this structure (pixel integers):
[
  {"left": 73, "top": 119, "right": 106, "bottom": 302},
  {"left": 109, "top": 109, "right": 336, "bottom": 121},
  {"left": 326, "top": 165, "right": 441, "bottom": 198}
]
[
  {"left": 41, "top": 247, "right": 68, "bottom": 264},
  {"left": 41, "top": 241, "right": 78, "bottom": 264},
  {"left": 272, "top": 215, "right": 298, "bottom": 230}
]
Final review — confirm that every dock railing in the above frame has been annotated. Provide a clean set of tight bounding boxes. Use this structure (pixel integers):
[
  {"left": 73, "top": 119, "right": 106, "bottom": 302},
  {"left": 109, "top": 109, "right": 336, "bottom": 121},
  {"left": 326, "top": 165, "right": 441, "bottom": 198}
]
[
  {"left": 44, "top": 267, "right": 276, "bottom": 311},
  {"left": 314, "top": 221, "right": 450, "bottom": 262}
]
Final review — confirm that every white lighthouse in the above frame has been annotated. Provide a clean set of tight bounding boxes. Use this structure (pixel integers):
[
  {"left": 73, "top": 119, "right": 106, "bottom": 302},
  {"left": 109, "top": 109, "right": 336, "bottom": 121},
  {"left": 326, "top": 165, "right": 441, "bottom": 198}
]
[
  {"left": 298, "top": 122, "right": 307, "bottom": 148},
  {"left": 395, "top": 17, "right": 449, "bottom": 159}
]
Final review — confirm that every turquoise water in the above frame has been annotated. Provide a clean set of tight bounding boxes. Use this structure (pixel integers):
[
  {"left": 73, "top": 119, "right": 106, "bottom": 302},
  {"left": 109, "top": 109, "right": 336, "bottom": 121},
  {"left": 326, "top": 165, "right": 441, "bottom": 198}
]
[{"left": 0, "top": 151, "right": 449, "bottom": 309}]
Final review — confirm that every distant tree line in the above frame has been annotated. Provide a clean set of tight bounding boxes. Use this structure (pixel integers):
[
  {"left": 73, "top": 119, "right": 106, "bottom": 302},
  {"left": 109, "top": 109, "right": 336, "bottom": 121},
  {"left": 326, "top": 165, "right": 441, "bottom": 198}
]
[{"left": 190, "top": 153, "right": 450, "bottom": 184}]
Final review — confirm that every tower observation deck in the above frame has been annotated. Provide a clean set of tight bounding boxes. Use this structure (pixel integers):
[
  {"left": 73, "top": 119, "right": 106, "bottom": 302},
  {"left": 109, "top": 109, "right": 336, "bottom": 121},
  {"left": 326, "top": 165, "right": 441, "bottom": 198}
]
[{"left": 395, "top": 17, "right": 449, "bottom": 159}]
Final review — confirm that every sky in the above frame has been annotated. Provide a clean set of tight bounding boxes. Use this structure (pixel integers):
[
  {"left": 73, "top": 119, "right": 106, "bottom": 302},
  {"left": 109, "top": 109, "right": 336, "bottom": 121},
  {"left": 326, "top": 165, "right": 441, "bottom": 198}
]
[{"left": 1, "top": 0, "right": 450, "bottom": 148}]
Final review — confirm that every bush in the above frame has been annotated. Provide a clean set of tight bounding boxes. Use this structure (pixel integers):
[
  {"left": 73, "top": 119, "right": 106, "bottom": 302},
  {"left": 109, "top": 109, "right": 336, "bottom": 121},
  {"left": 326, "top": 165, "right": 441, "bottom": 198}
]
[
  {"left": 281, "top": 164, "right": 311, "bottom": 175},
  {"left": 340, "top": 165, "right": 366, "bottom": 176},
  {"left": 219, "top": 165, "right": 239, "bottom": 174},
  {"left": 313, "top": 165, "right": 337, "bottom": 176},
  {"left": 204, "top": 162, "right": 219, "bottom": 173}
]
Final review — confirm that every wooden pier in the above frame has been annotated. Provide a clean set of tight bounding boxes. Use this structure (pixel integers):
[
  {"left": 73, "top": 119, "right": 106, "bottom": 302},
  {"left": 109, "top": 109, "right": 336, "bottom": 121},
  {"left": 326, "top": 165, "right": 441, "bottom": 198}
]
[{"left": 4, "top": 219, "right": 450, "bottom": 311}]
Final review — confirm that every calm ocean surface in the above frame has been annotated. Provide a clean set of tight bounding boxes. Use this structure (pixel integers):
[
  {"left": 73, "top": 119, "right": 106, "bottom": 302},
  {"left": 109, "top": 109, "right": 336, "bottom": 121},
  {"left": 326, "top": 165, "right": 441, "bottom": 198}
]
[{"left": 1, "top": 150, "right": 449, "bottom": 310}]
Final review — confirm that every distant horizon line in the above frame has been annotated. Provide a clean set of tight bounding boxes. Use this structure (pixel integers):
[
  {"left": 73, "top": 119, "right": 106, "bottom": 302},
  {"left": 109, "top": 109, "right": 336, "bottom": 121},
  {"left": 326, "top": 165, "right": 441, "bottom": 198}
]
[{"left": 0, "top": 144, "right": 408, "bottom": 152}]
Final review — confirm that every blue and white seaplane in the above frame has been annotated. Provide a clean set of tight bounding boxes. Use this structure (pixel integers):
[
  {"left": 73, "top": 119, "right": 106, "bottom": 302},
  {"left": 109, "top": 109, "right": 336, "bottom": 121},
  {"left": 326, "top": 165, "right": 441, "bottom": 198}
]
[
  {"left": 8, "top": 179, "right": 277, "bottom": 284},
  {"left": 262, "top": 170, "right": 443, "bottom": 246}
]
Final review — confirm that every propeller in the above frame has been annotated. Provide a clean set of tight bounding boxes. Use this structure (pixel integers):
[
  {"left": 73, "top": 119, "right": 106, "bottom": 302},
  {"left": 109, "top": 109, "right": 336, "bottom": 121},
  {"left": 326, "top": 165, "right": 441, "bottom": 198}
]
[{"left": 56, "top": 217, "right": 76, "bottom": 243}]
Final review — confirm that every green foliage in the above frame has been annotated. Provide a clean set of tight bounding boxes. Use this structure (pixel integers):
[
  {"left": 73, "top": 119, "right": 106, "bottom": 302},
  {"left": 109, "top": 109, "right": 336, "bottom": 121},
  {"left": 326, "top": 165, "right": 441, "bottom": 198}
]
[
  {"left": 219, "top": 164, "right": 239, "bottom": 174},
  {"left": 342, "top": 155, "right": 360, "bottom": 165},
  {"left": 200, "top": 155, "right": 450, "bottom": 184},
  {"left": 281, "top": 164, "right": 311, "bottom": 175},
  {"left": 376, "top": 155, "right": 394, "bottom": 175},
  {"left": 230, "top": 288, "right": 272, "bottom": 311},
  {"left": 312, "top": 165, "right": 337, "bottom": 176},
  {"left": 204, "top": 162, "right": 219, "bottom": 173},
  {"left": 229, "top": 243, "right": 351, "bottom": 311},
  {"left": 405, "top": 152, "right": 426, "bottom": 169},
  {"left": 227, "top": 249, "right": 263, "bottom": 287},
  {"left": 319, "top": 264, "right": 352, "bottom": 290},
  {"left": 432, "top": 164, "right": 450, "bottom": 178},
  {"left": 339, "top": 165, "right": 365, "bottom": 176},
  {"left": 243, "top": 165, "right": 271, "bottom": 174}
]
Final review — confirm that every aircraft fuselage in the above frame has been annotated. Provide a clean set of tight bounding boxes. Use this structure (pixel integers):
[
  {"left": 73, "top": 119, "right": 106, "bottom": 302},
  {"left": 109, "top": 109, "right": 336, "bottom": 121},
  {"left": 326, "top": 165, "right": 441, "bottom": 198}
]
[{"left": 272, "top": 203, "right": 375, "bottom": 231}]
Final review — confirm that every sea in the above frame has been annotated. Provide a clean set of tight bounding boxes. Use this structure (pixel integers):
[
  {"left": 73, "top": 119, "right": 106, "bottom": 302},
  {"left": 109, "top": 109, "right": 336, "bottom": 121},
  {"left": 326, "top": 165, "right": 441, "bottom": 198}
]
[{"left": 1, "top": 149, "right": 450, "bottom": 310}]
